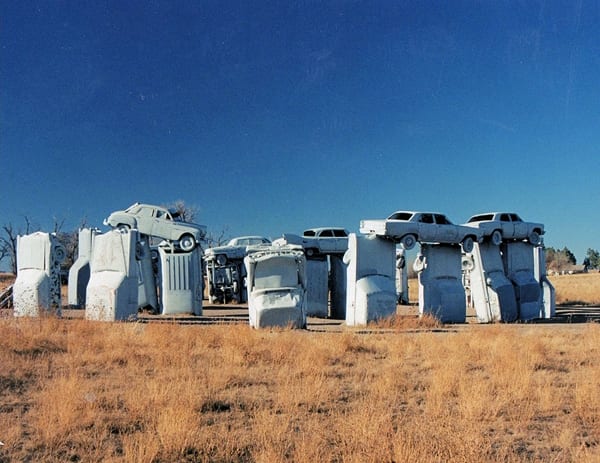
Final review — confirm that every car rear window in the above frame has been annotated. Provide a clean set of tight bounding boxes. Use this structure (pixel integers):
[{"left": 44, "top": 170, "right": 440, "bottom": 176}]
[
  {"left": 468, "top": 214, "right": 494, "bottom": 223},
  {"left": 388, "top": 212, "right": 413, "bottom": 221}
]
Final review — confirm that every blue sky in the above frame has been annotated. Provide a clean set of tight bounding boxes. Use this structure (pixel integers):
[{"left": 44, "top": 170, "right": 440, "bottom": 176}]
[{"left": 1, "top": 1, "right": 598, "bottom": 265}]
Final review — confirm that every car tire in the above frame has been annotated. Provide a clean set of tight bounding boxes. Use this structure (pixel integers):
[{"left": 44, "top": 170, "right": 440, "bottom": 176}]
[
  {"left": 490, "top": 230, "right": 502, "bottom": 246},
  {"left": 216, "top": 254, "right": 227, "bottom": 266},
  {"left": 400, "top": 234, "right": 417, "bottom": 250},
  {"left": 462, "top": 256, "right": 474, "bottom": 271},
  {"left": 116, "top": 224, "right": 131, "bottom": 233},
  {"left": 528, "top": 230, "right": 541, "bottom": 245},
  {"left": 179, "top": 234, "right": 196, "bottom": 252},
  {"left": 135, "top": 243, "right": 144, "bottom": 260},
  {"left": 461, "top": 236, "right": 474, "bottom": 253},
  {"left": 306, "top": 248, "right": 317, "bottom": 257},
  {"left": 53, "top": 245, "right": 66, "bottom": 264}
]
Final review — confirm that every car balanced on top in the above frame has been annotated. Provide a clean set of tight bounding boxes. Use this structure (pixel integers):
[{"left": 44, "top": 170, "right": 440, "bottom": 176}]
[{"left": 103, "top": 203, "right": 206, "bottom": 252}]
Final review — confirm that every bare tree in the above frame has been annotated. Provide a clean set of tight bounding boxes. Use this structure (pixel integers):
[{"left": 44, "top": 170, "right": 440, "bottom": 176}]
[
  {"left": 164, "top": 200, "right": 198, "bottom": 223},
  {"left": 0, "top": 217, "right": 37, "bottom": 274},
  {"left": 204, "top": 226, "right": 230, "bottom": 249}
]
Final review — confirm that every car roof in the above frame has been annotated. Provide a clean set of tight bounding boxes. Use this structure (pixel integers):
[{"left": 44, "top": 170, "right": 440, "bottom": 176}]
[
  {"left": 303, "top": 227, "right": 348, "bottom": 233},
  {"left": 388, "top": 211, "right": 446, "bottom": 216},
  {"left": 468, "top": 212, "right": 516, "bottom": 218},
  {"left": 230, "top": 235, "right": 270, "bottom": 241}
]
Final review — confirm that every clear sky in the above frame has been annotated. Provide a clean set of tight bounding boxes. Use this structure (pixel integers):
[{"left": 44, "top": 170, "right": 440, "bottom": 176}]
[{"left": 1, "top": 1, "right": 598, "bottom": 265}]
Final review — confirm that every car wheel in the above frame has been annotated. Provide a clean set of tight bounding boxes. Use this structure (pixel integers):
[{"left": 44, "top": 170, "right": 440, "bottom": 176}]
[
  {"left": 400, "top": 234, "right": 417, "bottom": 250},
  {"left": 490, "top": 230, "right": 502, "bottom": 246},
  {"left": 306, "top": 248, "right": 317, "bottom": 257},
  {"left": 528, "top": 230, "right": 541, "bottom": 245},
  {"left": 462, "top": 256, "right": 474, "bottom": 271},
  {"left": 179, "top": 234, "right": 196, "bottom": 252},
  {"left": 461, "top": 236, "right": 474, "bottom": 253},
  {"left": 53, "top": 245, "right": 66, "bottom": 264},
  {"left": 216, "top": 254, "right": 227, "bottom": 266},
  {"left": 135, "top": 242, "right": 144, "bottom": 260},
  {"left": 117, "top": 223, "right": 130, "bottom": 232}
]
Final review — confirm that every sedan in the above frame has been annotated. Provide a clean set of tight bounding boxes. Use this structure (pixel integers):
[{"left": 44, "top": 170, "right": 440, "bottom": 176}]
[
  {"left": 360, "top": 211, "right": 481, "bottom": 252},
  {"left": 463, "top": 212, "right": 544, "bottom": 245},
  {"left": 104, "top": 203, "right": 206, "bottom": 251}
]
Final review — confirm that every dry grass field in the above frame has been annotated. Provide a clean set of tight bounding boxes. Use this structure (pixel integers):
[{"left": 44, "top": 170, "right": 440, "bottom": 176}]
[
  {"left": 1, "top": 272, "right": 599, "bottom": 462},
  {"left": 0, "top": 317, "right": 600, "bottom": 462},
  {"left": 548, "top": 272, "right": 600, "bottom": 306}
]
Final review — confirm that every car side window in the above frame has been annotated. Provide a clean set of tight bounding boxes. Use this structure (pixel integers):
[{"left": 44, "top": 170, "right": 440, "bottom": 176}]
[
  {"left": 509, "top": 213, "right": 522, "bottom": 222},
  {"left": 138, "top": 207, "right": 153, "bottom": 217},
  {"left": 320, "top": 230, "right": 334, "bottom": 237},
  {"left": 434, "top": 214, "right": 451, "bottom": 225},
  {"left": 500, "top": 214, "right": 511, "bottom": 222},
  {"left": 333, "top": 229, "right": 348, "bottom": 237},
  {"left": 419, "top": 214, "right": 434, "bottom": 224}
]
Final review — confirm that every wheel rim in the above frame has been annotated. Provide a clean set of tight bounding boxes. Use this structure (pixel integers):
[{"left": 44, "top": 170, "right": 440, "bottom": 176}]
[
  {"left": 529, "top": 231, "right": 540, "bottom": 245},
  {"left": 401, "top": 235, "right": 416, "bottom": 250},
  {"left": 491, "top": 230, "right": 502, "bottom": 246},
  {"left": 462, "top": 237, "right": 474, "bottom": 253},
  {"left": 180, "top": 235, "right": 195, "bottom": 251}
]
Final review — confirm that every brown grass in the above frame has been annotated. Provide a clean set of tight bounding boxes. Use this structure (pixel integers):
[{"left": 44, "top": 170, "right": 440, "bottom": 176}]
[
  {"left": 1, "top": 317, "right": 600, "bottom": 462},
  {"left": 0, "top": 273, "right": 13, "bottom": 292},
  {"left": 548, "top": 272, "right": 600, "bottom": 306}
]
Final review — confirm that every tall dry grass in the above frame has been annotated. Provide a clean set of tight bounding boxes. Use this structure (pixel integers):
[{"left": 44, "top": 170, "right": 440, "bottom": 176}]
[
  {"left": 548, "top": 272, "right": 600, "bottom": 305},
  {"left": 1, "top": 317, "right": 600, "bottom": 462}
]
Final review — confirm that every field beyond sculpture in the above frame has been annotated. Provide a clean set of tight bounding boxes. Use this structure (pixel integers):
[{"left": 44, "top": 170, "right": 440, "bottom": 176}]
[
  {"left": 1, "top": 313, "right": 600, "bottom": 462},
  {"left": 1, "top": 272, "right": 600, "bottom": 461}
]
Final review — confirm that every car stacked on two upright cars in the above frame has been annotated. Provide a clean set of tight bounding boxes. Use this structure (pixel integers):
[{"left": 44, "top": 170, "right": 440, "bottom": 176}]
[
  {"left": 360, "top": 211, "right": 481, "bottom": 252},
  {"left": 463, "top": 212, "right": 544, "bottom": 246}
]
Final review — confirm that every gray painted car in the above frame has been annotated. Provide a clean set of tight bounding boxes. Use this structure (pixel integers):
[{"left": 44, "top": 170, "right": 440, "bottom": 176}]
[
  {"left": 463, "top": 212, "right": 544, "bottom": 245},
  {"left": 360, "top": 211, "right": 481, "bottom": 252},
  {"left": 103, "top": 203, "right": 206, "bottom": 251},
  {"left": 277, "top": 227, "right": 349, "bottom": 256}
]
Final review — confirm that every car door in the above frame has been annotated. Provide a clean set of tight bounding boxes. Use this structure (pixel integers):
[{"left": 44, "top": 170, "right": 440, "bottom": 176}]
[
  {"left": 152, "top": 209, "right": 174, "bottom": 240},
  {"left": 333, "top": 229, "right": 349, "bottom": 252},
  {"left": 135, "top": 206, "right": 155, "bottom": 236},
  {"left": 317, "top": 229, "right": 334, "bottom": 252},
  {"left": 417, "top": 213, "right": 436, "bottom": 242},
  {"left": 499, "top": 213, "right": 514, "bottom": 237},
  {"left": 434, "top": 214, "right": 459, "bottom": 242},
  {"left": 509, "top": 213, "right": 527, "bottom": 237}
]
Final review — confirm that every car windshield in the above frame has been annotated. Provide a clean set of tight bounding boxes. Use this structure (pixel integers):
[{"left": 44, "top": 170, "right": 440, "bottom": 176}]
[
  {"left": 387, "top": 212, "right": 413, "bottom": 221},
  {"left": 169, "top": 209, "right": 183, "bottom": 221}
]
